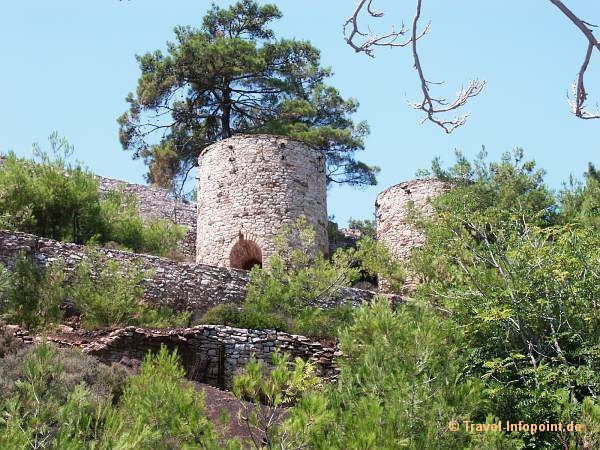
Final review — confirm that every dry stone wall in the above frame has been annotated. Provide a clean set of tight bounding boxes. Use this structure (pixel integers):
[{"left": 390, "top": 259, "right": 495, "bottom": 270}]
[
  {"left": 196, "top": 135, "right": 328, "bottom": 269},
  {"left": 0, "top": 230, "right": 390, "bottom": 317},
  {"left": 0, "top": 155, "right": 198, "bottom": 260},
  {"left": 376, "top": 179, "right": 451, "bottom": 292},
  {"left": 97, "top": 177, "right": 197, "bottom": 260},
  {"left": 47, "top": 325, "right": 340, "bottom": 389}
]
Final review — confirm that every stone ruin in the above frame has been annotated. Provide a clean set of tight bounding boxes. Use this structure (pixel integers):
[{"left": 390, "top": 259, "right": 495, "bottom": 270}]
[
  {"left": 196, "top": 135, "right": 329, "bottom": 269},
  {"left": 1, "top": 135, "right": 450, "bottom": 386},
  {"left": 375, "top": 178, "right": 451, "bottom": 292}
]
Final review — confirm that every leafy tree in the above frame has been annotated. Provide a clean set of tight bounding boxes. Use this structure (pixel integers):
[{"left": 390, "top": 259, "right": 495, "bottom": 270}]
[
  {"left": 412, "top": 152, "right": 600, "bottom": 449},
  {"left": 279, "top": 298, "right": 522, "bottom": 449},
  {"left": 346, "top": 217, "right": 377, "bottom": 239},
  {"left": 119, "top": 0, "right": 378, "bottom": 190},
  {"left": 101, "top": 346, "right": 226, "bottom": 449},
  {"left": 0, "top": 253, "right": 64, "bottom": 332},
  {"left": 560, "top": 161, "right": 600, "bottom": 228}
]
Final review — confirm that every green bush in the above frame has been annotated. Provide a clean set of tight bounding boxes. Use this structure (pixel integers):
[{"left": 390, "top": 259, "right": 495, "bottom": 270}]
[
  {"left": 280, "top": 299, "right": 523, "bottom": 450},
  {"left": 412, "top": 150, "right": 600, "bottom": 449},
  {"left": 100, "top": 345, "right": 225, "bottom": 449},
  {"left": 0, "top": 343, "right": 239, "bottom": 449},
  {"left": 69, "top": 252, "right": 191, "bottom": 330},
  {"left": 0, "top": 253, "right": 64, "bottom": 332},
  {"left": 0, "top": 343, "right": 127, "bottom": 449},
  {"left": 200, "top": 218, "right": 400, "bottom": 339},
  {"left": 0, "top": 251, "right": 190, "bottom": 331},
  {"left": 0, "top": 133, "right": 185, "bottom": 257},
  {"left": 232, "top": 352, "right": 319, "bottom": 447}
]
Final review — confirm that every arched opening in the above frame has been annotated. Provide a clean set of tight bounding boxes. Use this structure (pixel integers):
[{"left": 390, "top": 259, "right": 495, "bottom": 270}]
[{"left": 229, "top": 236, "right": 262, "bottom": 270}]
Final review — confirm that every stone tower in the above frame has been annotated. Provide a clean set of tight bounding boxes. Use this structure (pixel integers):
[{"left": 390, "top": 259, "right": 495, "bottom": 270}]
[
  {"left": 196, "top": 134, "right": 328, "bottom": 269},
  {"left": 375, "top": 178, "right": 451, "bottom": 291}
]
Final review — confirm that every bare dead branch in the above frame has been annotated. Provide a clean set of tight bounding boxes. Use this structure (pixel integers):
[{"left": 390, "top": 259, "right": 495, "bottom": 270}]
[
  {"left": 549, "top": 0, "right": 600, "bottom": 119},
  {"left": 345, "top": 0, "right": 600, "bottom": 129},
  {"left": 344, "top": 0, "right": 484, "bottom": 133},
  {"left": 408, "top": 0, "right": 484, "bottom": 133},
  {"left": 344, "top": 0, "right": 416, "bottom": 57}
]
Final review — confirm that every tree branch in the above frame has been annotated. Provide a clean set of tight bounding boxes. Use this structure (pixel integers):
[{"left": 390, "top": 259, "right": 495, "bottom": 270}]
[
  {"left": 344, "top": 0, "right": 415, "bottom": 57},
  {"left": 549, "top": 0, "right": 600, "bottom": 119}
]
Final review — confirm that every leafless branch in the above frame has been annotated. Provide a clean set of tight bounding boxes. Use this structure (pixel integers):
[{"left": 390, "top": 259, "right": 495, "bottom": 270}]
[
  {"left": 549, "top": 0, "right": 600, "bottom": 120},
  {"left": 344, "top": 0, "right": 416, "bottom": 57},
  {"left": 345, "top": 0, "right": 600, "bottom": 129},
  {"left": 345, "top": 0, "right": 484, "bottom": 133},
  {"left": 409, "top": 0, "right": 485, "bottom": 133}
]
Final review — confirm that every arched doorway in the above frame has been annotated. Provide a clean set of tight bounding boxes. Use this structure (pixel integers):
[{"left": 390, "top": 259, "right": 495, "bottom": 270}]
[{"left": 229, "top": 235, "right": 262, "bottom": 270}]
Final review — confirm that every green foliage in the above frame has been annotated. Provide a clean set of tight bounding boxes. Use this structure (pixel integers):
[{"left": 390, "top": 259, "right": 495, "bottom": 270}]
[
  {"left": 0, "top": 253, "right": 64, "bottom": 332},
  {"left": 347, "top": 217, "right": 377, "bottom": 239},
  {"left": 0, "top": 251, "right": 190, "bottom": 331},
  {"left": 119, "top": 0, "right": 377, "bottom": 189},
  {"left": 281, "top": 299, "right": 522, "bottom": 449},
  {"left": 0, "top": 343, "right": 127, "bottom": 449},
  {"left": 0, "top": 344, "right": 240, "bottom": 449},
  {"left": 0, "top": 134, "right": 185, "bottom": 256},
  {"left": 560, "top": 161, "right": 600, "bottom": 229},
  {"left": 0, "top": 134, "right": 103, "bottom": 243},
  {"left": 412, "top": 151, "right": 600, "bottom": 448},
  {"left": 97, "top": 189, "right": 185, "bottom": 257},
  {"left": 201, "top": 218, "right": 402, "bottom": 338},
  {"left": 232, "top": 351, "right": 320, "bottom": 448},
  {"left": 100, "top": 346, "right": 223, "bottom": 449},
  {"left": 69, "top": 252, "right": 190, "bottom": 330}
]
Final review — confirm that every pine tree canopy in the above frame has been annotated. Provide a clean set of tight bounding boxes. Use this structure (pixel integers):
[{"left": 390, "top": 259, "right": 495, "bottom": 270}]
[{"left": 118, "top": 0, "right": 379, "bottom": 191}]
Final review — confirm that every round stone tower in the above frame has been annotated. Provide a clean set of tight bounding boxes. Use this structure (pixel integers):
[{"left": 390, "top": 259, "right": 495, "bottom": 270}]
[
  {"left": 375, "top": 178, "right": 451, "bottom": 291},
  {"left": 196, "top": 134, "right": 328, "bottom": 269}
]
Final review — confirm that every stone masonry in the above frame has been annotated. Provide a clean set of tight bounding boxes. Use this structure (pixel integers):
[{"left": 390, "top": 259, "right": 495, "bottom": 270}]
[
  {"left": 45, "top": 325, "right": 340, "bottom": 389},
  {"left": 375, "top": 179, "right": 451, "bottom": 292},
  {"left": 197, "top": 135, "right": 329, "bottom": 269},
  {"left": 0, "top": 230, "right": 393, "bottom": 318}
]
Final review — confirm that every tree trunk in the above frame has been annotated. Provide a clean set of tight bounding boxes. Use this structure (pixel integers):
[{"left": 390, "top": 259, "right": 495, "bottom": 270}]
[{"left": 221, "top": 86, "right": 232, "bottom": 139}]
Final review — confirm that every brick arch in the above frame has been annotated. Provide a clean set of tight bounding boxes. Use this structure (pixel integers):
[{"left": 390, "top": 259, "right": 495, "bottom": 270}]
[{"left": 228, "top": 233, "right": 263, "bottom": 270}]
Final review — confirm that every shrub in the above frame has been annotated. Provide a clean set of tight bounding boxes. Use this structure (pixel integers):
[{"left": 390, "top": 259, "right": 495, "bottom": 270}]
[
  {"left": 0, "top": 133, "right": 185, "bottom": 257},
  {"left": 0, "top": 251, "right": 190, "bottom": 332},
  {"left": 100, "top": 345, "right": 224, "bottom": 449},
  {"left": 0, "top": 343, "right": 127, "bottom": 449},
  {"left": 281, "top": 299, "right": 523, "bottom": 449},
  {"left": 232, "top": 351, "right": 319, "bottom": 448},
  {"left": 68, "top": 251, "right": 191, "bottom": 330},
  {"left": 200, "top": 218, "right": 401, "bottom": 339},
  {"left": 0, "top": 253, "right": 64, "bottom": 331}
]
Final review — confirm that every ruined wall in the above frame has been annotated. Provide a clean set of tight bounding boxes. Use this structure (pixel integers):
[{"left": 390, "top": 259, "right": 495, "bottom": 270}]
[
  {"left": 0, "top": 155, "right": 198, "bottom": 260},
  {"left": 0, "top": 230, "right": 388, "bottom": 317},
  {"left": 47, "top": 325, "right": 339, "bottom": 389},
  {"left": 375, "top": 179, "right": 451, "bottom": 292},
  {"left": 97, "top": 177, "right": 197, "bottom": 261},
  {"left": 197, "top": 135, "right": 328, "bottom": 269}
]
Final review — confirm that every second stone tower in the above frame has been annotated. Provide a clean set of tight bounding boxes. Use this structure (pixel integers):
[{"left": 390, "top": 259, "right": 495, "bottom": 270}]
[{"left": 196, "top": 134, "right": 328, "bottom": 270}]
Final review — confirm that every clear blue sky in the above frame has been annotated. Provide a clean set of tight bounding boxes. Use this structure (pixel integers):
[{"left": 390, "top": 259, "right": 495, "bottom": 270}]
[{"left": 1, "top": 1, "right": 598, "bottom": 226}]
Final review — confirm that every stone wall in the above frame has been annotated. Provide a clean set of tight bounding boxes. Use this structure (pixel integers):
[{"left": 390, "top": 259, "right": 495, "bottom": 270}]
[
  {"left": 47, "top": 325, "right": 339, "bottom": 389},
  {"left": 0, "top": 230, "right": 391, "bottom": 317},
  {"left": 196, "top": 135, "right": 329, "bottom": 269},
  {"left": 0, "top": 154, "right": 198, "bottom": 261},
  {"left": 97, "top": 176, "right": 197, "bottom": 261},
  {"left": 375, "top": 179, "right": 451, "bottom": 292}
]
